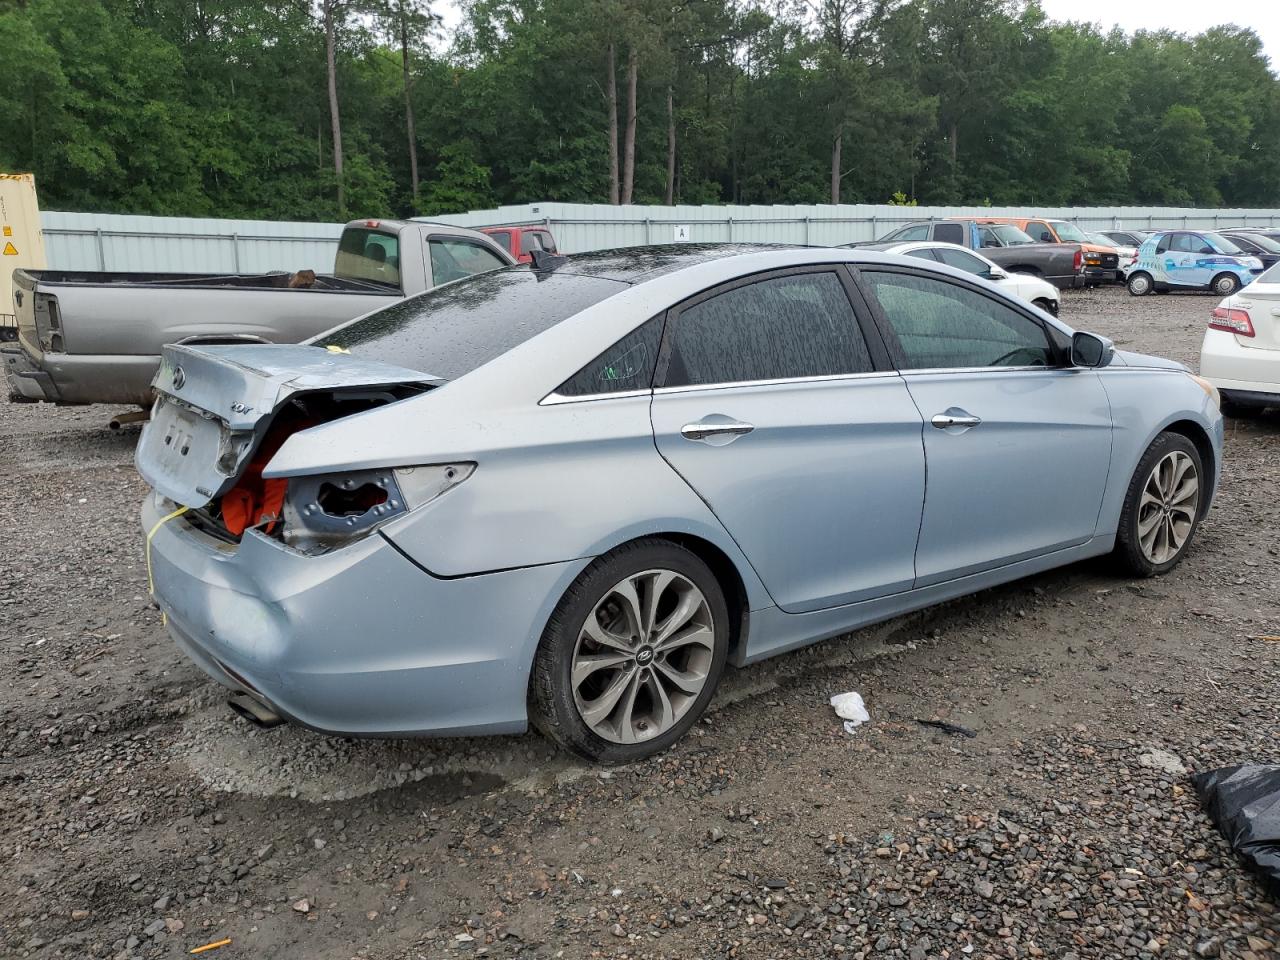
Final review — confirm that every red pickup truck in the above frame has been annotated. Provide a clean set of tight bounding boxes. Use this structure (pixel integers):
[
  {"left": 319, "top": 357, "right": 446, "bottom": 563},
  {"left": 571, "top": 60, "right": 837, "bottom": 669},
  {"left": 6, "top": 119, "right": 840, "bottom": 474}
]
[{"left": 479, "top": 225, "right": 559, "bottom": 264}]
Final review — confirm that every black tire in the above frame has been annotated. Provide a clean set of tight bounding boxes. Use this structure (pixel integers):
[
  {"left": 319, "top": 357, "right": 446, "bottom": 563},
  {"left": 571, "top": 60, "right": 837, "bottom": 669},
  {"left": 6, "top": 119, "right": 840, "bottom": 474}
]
[
  {"left": 1211, "top": 273, "right": 1241, "bottom": 296},
  {"left": 529, "top": 538, "right": 730, "bottom": 763},
  {"left": 1126, "top": 271, "right": 1153, "bottom": 296},
  {"left": 1114, "top": 432, "right": 1205, "bottom": 577}
]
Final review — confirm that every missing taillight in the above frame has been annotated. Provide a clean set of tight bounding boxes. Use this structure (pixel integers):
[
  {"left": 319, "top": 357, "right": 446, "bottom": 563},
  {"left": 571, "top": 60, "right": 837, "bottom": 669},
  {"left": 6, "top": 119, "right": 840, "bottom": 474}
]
[{"left": 316, "top": 481, "right": 389, "bottom": 517}]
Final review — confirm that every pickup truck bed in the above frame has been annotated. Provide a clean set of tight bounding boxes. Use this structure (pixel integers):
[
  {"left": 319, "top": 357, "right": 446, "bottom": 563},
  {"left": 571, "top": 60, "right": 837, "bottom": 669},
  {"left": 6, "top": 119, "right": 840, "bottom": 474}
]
[
  {"left": 6, "top": 270, "right": 401, "bottom": 405},
  {"left": 3, "top": 220, "right": 514, "bottom": 407}
]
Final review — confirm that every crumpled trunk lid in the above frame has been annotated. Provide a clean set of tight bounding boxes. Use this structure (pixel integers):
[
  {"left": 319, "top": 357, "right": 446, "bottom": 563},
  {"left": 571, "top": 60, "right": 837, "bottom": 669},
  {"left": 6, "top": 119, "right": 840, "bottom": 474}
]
[{"left": 136, "top": 343, "right": 438, "bottom": 508}]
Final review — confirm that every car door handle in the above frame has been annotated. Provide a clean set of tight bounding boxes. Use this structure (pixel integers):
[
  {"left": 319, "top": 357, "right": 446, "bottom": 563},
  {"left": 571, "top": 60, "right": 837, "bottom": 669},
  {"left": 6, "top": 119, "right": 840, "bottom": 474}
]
[
  {"left": 681, "top": 419, "right": 755, "bottom": 442},
  {"left": 931, "top": 411, "right": 982, "bottom": 430}
]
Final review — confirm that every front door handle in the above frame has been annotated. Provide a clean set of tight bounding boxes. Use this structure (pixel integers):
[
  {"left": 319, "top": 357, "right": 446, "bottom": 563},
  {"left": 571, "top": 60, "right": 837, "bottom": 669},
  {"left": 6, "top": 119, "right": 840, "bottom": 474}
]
[
  {"left": 931, "top": 409, "right": 982, "bottom": 430},
  {"left": 681, "top": 419, "right": 755, "bottom": 442}
]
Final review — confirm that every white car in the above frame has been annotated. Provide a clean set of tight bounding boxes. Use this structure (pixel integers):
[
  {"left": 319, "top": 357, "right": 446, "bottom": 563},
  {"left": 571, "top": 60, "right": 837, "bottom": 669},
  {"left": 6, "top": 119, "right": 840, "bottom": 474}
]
[
  {"left": 877, "top": 241, "right": 1061, "bottom": 315},
  {"left": 1199, "top": 262, "right": 1280, "bottom": 415},
  {"left": 1088, "top": 232, "right": 1137, "bottom": 272}
]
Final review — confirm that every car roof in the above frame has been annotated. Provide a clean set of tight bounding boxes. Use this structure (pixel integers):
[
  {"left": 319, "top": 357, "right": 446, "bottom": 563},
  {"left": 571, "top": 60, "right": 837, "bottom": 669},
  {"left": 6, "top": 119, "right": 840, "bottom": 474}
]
[{"left": 535, "top": 243, "right": 801, "bottom": 283}]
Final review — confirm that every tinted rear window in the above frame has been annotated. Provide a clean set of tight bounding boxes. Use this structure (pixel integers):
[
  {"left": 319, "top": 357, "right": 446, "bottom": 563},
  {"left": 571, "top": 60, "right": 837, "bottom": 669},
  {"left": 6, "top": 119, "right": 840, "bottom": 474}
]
[{"left": 316, "top": 269, "right": 626, "bottom": 380}]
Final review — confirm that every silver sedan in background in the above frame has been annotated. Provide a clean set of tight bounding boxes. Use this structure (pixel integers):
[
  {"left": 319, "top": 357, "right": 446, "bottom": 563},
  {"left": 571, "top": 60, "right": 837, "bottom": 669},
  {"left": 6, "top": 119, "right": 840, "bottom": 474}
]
[{"left": 138, "top": 246, "right": 1223, "bottom": 762}]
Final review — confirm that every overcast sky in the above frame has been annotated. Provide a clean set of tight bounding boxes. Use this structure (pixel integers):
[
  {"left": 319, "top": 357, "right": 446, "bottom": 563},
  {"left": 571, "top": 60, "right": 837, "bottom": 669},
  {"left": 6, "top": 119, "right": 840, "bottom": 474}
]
[
  {"left": 1036, "top": 0, "right": 1279, "bottom": 71},
  {"left": 432, "top": 0, "right": 1279, "bottom": 74}
]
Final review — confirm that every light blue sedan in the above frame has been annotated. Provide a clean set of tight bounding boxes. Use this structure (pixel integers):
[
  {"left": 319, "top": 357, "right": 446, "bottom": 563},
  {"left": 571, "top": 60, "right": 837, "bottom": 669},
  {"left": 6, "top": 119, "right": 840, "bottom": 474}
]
[{"left": 137, "top": 246, "right": 1224, "bottom": 762}]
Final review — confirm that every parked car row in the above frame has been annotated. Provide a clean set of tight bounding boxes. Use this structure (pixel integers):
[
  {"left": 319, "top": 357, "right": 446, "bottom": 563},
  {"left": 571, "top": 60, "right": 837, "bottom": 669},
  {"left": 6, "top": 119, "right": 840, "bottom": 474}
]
[{"left": 851, "top": 216, "right": 1124, "bottom": 288}]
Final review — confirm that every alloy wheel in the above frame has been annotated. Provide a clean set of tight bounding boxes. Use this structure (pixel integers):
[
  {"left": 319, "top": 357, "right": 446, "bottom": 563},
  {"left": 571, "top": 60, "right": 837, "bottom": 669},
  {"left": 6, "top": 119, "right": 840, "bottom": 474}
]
[
  {"left": 1137, "top": 451, "right": 1200, "bottom": 565},
  {"left": 571, "top": 569, "right": 716, "bottom": 744}
]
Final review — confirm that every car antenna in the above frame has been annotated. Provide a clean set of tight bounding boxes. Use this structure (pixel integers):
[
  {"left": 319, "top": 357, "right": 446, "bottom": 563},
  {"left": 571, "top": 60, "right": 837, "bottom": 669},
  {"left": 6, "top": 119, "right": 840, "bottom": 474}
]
[{"left": 529, "top": 248, "right": 568, "bottom": 272}]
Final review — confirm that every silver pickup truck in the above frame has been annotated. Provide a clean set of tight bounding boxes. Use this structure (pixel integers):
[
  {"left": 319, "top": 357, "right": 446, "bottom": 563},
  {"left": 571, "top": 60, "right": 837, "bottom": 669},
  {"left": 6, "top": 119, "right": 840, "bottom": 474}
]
[{"left": 3, "top": 219, "right": 513, "bottom": 407}]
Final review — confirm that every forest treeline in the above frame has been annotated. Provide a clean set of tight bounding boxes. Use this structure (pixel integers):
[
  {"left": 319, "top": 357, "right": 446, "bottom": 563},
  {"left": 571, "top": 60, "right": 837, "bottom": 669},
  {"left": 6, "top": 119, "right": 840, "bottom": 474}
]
[{"left": 1, "top": 0, "right": 1278, "bottom": 221}]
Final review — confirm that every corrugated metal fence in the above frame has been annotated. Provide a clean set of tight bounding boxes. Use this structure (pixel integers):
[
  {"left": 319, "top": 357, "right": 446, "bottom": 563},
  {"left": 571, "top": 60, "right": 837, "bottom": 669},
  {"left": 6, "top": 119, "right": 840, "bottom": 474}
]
[
  {"left": 40, "top": 211, "right": 343, "bottom": 273},
  {"left": 431, "top": 202, "right": 1280, "bottom": 252},
  {"left": 39, "top": 203, "right": 1280, "bottom": 271}
]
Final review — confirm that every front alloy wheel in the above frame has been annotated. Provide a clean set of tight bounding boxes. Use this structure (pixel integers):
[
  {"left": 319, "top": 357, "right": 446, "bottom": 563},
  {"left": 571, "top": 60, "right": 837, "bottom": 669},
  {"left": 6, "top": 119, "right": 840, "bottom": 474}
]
[
  {"left": 1115, "top": 432, "right": 1204, "bottom": 576},
  {"left": 530, "top": 539, "right": 729, "bottom": 762},
  {"left": 1135, "top": 451, "right": 1200, "bottom": 564}
]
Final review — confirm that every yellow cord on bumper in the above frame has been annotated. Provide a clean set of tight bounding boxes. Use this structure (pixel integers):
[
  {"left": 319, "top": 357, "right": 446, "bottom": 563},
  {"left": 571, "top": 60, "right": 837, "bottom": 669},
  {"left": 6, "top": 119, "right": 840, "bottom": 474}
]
[{"left": 146, "top": 504, "right": 189, "bottom": 623}]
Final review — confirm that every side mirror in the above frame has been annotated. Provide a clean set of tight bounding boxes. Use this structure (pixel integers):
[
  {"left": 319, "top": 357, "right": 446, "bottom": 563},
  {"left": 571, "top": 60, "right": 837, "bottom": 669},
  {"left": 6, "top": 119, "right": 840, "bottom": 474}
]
[
  {"left": 987, "top": 267, "right": 1007, "bottom": 280},
  {"left": 1071, "top": 331, "right": 1115, "bottom": 368}
]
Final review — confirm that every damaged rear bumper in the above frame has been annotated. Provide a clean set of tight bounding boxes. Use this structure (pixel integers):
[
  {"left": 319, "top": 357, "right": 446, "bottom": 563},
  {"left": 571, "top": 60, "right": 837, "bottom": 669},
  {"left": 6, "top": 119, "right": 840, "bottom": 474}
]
[{"left": 142, "top": 495, "right": 588, "bottom": 737}]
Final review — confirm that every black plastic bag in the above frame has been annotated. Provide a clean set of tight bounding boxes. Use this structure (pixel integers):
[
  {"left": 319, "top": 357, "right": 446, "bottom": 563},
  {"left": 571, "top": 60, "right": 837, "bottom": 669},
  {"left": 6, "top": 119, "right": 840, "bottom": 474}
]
[{"left": 1193, "top": 764, "right": 1280, "bottom": 896}]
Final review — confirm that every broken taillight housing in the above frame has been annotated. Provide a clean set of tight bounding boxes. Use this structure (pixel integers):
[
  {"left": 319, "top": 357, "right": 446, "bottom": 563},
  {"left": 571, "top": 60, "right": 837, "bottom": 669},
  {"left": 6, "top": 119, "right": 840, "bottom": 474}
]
[
  {"left": 281, "top": 463, "right": 474, "bottom": 554},
  {"left": 1209, "top": 307, "right": 1255, "bottom": 337}
]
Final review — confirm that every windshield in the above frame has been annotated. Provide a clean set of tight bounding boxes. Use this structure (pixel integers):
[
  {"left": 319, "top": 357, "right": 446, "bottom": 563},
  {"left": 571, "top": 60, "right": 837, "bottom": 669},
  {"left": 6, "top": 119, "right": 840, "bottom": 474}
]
[
  {"left": 1049, "top": 221, "right": 1088, "bottom": 243},
  {"left": 1259, "top": 262, "right": 1280, "bottom": 283},
  {"left": 989, "top": 224, "right": 1036, "bottom": 245},
  {"left": 1204, "top": 233, "right": 1244, "bottom": 255},
  {"left": 1234, "top": 233, "right": 1280, "bottom": 253},
  {"left": 334, "top": 228, "right": 401, "bottom": 289},
  {"left": 315, "top": 268, "right": 626, "bottom": 380}
]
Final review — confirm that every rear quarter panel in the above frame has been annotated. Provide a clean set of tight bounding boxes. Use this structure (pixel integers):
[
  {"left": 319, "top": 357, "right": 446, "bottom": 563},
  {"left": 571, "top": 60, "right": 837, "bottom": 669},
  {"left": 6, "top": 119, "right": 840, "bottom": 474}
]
[{"left": 372, "top": 392, "right": 773, "bottom": 609}]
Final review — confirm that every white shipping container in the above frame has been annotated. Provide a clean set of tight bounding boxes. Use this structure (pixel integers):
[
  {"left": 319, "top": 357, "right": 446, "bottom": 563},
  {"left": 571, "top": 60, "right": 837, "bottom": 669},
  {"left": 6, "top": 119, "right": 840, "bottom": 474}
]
[{"left": 0, "top": 173, "right": 48, "bottom": 331}]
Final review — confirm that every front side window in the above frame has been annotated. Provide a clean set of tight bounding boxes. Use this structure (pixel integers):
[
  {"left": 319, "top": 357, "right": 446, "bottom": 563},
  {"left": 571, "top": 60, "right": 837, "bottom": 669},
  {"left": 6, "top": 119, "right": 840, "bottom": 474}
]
[
  {"left": 334, "top": 228, "right": 401, "bottom": 288},
  {"left": 429, "top": 238, "right": 508, "bottom": 285},
  {"left": 664, "top": 271, "right": 873, "bottom": 388},
  {"left": 535, "top": 231, "right": 558, "bottom": 253},
  {"left": 1050, "top": 221, "right": 1088, "bottom": 243},
  {"left": 1169, "top": 234, "right": 1197, "bottom": 254},
  {"left": 862, "top": 271, "right": 1054, "bottom": 370},
  {"left": 982, "top": 224, "right": 1035, "bottom": 247},
  {"left": 1027, "top": 221, "right": 1057, "bottom": 243},
  {"left": 556, "top": 316, "right": 663, "bottom": 397}
]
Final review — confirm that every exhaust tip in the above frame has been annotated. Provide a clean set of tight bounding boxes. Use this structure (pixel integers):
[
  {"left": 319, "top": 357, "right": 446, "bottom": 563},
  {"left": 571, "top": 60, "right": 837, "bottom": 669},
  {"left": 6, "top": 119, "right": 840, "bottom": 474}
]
[
  {"left": 108, "top": 409, "right": 150, "bottom": 431},
  {"left": 228, "top": 692, "right": 284, "bottom": 729}
]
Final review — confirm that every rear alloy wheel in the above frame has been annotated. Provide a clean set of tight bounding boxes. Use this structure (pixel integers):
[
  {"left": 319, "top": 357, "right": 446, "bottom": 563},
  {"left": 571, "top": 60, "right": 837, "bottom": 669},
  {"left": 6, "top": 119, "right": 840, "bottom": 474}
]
[
  {"left": 1114, "top": 433, "right": 1204, "bottom": 576},
  {"left": 1212, "top": 273, "right": 1241, "bottom": 296},
  {"left": 1127, "top": 271, "right": 1153, "bottom": 296},
  {"left": 530, "top": 539, "right": 729, "bottom": 762}
]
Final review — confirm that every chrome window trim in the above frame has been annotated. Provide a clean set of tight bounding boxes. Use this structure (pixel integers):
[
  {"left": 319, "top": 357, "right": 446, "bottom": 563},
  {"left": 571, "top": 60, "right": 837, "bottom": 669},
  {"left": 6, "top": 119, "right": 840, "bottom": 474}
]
[
  {"left": 898, "top": 364, "right": 1070, "bottom": 376},
  {"left": 652, "top": 370, "right": 899, "bottom": 396},
  {"left": 540, "top": 387, "right": 653, "bottom": 406}
]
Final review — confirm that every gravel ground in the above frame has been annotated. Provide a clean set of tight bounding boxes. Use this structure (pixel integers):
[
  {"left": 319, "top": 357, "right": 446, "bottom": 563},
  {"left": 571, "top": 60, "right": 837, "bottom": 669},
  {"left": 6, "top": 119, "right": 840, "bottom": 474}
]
[{"left": 1, "top": 285, "right": 1278, "bottom": 960}]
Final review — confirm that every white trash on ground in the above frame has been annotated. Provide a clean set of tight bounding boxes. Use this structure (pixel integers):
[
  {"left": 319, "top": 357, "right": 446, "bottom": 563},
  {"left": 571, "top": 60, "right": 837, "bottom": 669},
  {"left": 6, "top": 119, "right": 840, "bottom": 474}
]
[{"left": 830, "top": 691, "right": 870, "bottom": 731}]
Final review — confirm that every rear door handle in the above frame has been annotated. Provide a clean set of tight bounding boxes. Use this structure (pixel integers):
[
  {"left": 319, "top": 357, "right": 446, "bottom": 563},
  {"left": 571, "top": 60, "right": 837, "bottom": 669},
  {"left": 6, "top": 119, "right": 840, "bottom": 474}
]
[
  {"left": 681, "top": 419, "right": 755, "bottom": 442},
  {"left": 931, "top": 409, "right": 982, "bottom": 430}
]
